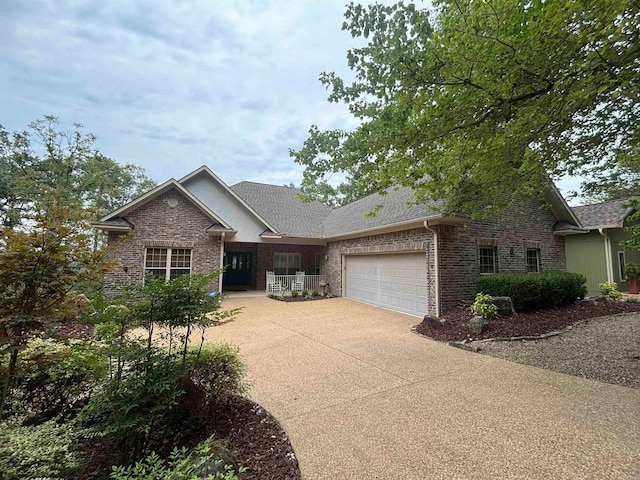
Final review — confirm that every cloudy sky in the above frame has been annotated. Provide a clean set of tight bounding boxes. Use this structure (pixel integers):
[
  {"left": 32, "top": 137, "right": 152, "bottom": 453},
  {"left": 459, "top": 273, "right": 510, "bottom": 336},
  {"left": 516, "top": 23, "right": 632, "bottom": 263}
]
[{"left": 1, "top": 0, "right": 581, "bottom": 198}]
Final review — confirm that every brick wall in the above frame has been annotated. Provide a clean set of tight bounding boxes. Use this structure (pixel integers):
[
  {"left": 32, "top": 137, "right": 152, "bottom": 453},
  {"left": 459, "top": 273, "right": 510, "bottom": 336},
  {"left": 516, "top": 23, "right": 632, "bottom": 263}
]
[
  {"left": 323, "top": 200, "right": 566, "bottom": 315},
  {"left": 106, "top": 188, "right": 221, "bottom": 290}
]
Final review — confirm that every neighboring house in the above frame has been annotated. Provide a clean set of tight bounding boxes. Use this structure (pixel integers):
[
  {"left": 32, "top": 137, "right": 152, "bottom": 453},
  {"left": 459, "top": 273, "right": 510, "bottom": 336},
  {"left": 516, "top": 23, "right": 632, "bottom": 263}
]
[
  {"left": 93, "top": 165, "right": 580, "bottom": 318},
  {"left": 567, "top": 199, "right": 640, "bottom": 295}
]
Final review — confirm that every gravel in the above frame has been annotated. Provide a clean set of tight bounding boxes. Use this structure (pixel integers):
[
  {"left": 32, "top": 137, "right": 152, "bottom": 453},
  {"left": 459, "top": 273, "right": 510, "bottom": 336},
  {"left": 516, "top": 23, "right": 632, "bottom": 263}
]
[{"left": 467, "top": 313, "right": 640, "bottom": 389}]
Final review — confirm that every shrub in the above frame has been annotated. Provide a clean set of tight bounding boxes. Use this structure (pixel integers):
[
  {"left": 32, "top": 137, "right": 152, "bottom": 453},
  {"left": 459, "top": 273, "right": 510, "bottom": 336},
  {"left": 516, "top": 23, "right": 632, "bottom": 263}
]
[
  {"left": 110, "top": 436, "right": 245, "bottom": 480},
  {"left": 625, "top": 262, "right": 640, "bottom": 280},
  {"left": 80, "top": 348, "right": 184, "bottom": 463},
  {"left": 312, "top": 289, "right": 319, "bottom": 297},
  {"left": 470, "top": 293, "right": 498, "bottom": 319},
  {"left": 302, "top": 289, "right": 310, "bottom": 297},
  {"left": 184, "top": 344, "right": 249, "bottom": 411},
  {"left": 476, "top": 272, "right": 586, "bottom": 311},
  {"left": 598, "top": 281, "right": 623, "bottom": 301},
  {"left": 0, "top": 419, "right": 86, "bottom": 480},
  {"left": 291, "top": 289, "right": 299, "bottom": 297},
  {"left": 0, "top": 338, "right": 108, "bottom": 421}
]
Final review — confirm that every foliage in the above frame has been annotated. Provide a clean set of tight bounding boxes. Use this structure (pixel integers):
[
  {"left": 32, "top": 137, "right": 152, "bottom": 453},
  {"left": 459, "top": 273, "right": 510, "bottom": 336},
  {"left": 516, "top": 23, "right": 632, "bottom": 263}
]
[
  {"left": 302, "top": 289, "right": 310, "bottom": 297},
  {"left": 476, "top": 272, "right": 586, "bottom": 311},
  {"left": 0, "top": 205, "right": 109, "bottom": 419},
  {"left": 291, "top": 289, "right": 299, "bottom": 298},
  {"left": 0, "top": 418, "right": 86, "bottom": 480},
  {"left": 80, "top": 346, "right": 185, "bottom": 462},
  {"left": 291, "top": 1, "right": 640, "bottom": 215},
  {"left": 80, "top": 273, "right": 241, "bottom": 463},
  {"left": 470, "top": 293, "right": 498, "bottom": 319},
  {"left": 0, "top": 338, "right": 108, "bottom": 421},
  {"left": 598, "top": 281, "right": 623, "bottom": 302},
  {"left": 312, "top": 289, "right": 319, "bottom": 297},
  {"left": 0, "top": 116, "right": 155, "bottom": 229},
  {"left": 184, "top": 344, "right": 249, "bottom": 411},
  {"left": 110, "top": 436, "right": 245, "bottom": 480},
  {"left": 624, "top": 261, "right": 640, "bottom": 280}
]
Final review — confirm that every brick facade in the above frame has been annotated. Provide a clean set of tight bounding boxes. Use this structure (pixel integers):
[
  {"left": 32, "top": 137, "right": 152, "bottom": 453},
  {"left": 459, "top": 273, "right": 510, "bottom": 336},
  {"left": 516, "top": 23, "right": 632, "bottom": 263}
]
[
  {"left": 323, "top": 201, "right": 566, "bottom": 314},
  {"left": 105, "top": 188, "right": 221, "bottom": 290}
]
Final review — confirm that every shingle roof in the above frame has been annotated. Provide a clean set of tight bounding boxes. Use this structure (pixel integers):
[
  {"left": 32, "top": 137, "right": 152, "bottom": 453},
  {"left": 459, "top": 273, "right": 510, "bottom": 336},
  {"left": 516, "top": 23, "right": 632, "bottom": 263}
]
[
  {"left": 322, "top": 186, "right": 448, "bottom": 238},
  {"left": 230, "top": 182, "right": 331, "bottom": 237},
  {"left": 572, "top": 199, "right": 635, "bottom": 229}
]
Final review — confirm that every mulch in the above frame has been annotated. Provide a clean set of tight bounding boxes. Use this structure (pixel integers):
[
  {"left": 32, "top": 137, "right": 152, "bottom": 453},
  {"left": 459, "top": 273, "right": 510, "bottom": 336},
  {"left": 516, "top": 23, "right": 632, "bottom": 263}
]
[
  {"left": 271, "top": 295, "right": 329, "bottom": 302},
  {"left": 416, "top": 301, "right": 640, "bottom": 342}
]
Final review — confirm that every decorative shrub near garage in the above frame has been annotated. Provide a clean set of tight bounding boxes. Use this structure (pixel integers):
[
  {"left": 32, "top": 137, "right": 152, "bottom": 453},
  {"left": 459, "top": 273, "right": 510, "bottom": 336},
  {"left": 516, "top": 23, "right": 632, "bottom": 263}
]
[{"left": 477, "top": 272, "right": 587, "bottom": 311}]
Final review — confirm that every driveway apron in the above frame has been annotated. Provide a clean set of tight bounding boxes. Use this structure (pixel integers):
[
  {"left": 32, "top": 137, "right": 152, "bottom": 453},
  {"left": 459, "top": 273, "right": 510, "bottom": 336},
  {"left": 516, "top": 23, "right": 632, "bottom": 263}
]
[{"left": 205, "top": 297, "right": 640, "bottom": 480}]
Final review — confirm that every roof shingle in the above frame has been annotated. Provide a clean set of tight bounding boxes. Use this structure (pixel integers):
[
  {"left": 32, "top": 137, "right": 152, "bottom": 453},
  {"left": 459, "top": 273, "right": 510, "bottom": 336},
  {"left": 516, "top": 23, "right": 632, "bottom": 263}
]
[{"left": 572, "top": 199, "right": 635, "bottom": 229}]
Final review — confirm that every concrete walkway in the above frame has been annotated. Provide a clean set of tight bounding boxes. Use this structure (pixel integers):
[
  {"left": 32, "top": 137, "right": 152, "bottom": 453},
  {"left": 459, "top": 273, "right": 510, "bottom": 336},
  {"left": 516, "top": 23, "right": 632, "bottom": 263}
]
[{"left": 204, "top": 297, "right": 640, "bottom": 480}]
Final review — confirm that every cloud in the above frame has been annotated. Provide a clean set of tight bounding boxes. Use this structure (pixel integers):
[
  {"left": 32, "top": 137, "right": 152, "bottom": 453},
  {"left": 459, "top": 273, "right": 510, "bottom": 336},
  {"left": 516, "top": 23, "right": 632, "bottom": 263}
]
[{"left": 0, "top": 0, "right": 408, "bottom": 191}]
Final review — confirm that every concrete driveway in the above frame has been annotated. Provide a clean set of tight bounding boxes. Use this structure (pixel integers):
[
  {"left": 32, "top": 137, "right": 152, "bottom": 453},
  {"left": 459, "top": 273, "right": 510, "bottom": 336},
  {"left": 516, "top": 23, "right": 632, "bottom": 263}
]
[{"left": 204, "top": 296, "right": 640, "bottom": 480}]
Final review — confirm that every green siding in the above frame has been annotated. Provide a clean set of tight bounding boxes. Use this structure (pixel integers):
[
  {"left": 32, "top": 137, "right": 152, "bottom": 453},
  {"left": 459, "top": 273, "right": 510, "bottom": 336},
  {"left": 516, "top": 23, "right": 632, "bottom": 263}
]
[{"left": 565, "top": 233, "right": 607, "bottom": 295}]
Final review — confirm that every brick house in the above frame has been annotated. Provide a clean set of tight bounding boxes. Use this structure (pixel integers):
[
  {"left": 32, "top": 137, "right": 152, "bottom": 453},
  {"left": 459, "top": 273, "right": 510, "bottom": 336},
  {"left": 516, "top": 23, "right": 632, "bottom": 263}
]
[{"left": 93, "top": 165, "right": 581, "bottom": 317}]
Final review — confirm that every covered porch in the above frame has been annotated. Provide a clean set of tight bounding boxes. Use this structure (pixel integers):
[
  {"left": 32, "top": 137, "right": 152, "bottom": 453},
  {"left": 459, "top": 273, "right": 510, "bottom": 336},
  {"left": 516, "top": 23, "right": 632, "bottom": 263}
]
[{"left": 222, "top": 241, "right": 326, "bottom": 293}]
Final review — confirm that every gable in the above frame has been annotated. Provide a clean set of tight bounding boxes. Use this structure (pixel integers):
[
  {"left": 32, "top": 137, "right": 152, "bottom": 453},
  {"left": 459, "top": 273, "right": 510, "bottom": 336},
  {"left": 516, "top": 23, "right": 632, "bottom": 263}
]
[{"left": 181, "top": 170, "right": 275, "bottom": 243}]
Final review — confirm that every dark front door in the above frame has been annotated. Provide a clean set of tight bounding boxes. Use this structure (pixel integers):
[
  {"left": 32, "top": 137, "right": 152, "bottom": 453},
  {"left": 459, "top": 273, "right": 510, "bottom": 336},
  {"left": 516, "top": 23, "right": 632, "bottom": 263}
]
[{"left": 224, "top": 252, "right": 252, "bottom": 288}]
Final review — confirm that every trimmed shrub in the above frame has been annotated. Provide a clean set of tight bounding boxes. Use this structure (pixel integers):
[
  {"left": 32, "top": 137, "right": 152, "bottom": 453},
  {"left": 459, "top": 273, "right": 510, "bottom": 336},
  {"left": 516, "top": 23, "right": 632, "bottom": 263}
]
[
  {"left": 598, "top": 281, "right": 623, "bottom": 301},
  {"left": 184, "top": 344, "right": 249, "bottom": 410},
  {"left": 476, "top": 272, "right": 586, "bottom": 311}
]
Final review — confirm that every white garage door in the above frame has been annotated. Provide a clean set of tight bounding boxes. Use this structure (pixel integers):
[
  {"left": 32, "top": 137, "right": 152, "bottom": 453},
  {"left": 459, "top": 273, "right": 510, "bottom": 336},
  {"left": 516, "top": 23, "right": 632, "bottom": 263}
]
[{"left": 344, "top": 253, "right": 429, "bottom": 317}]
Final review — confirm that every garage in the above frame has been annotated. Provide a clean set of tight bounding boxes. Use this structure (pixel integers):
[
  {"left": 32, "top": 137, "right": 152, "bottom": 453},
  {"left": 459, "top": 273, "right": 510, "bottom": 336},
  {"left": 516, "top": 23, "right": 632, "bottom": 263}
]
[{"left": 344, "top": 253, "right": 429, "bottom": 317}]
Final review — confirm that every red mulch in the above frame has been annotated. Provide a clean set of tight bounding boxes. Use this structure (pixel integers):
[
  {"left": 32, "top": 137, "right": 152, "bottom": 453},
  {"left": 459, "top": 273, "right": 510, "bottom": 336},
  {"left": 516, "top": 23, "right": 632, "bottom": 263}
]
[
  {"left": 416, "top": 301, "right": 640, "bottom": 342},
  {"left": 272, "top": 295, "right": 329, "bottom": 302},
  {"left": 54, "top": 320, "right": 301, "bottom": 479}
]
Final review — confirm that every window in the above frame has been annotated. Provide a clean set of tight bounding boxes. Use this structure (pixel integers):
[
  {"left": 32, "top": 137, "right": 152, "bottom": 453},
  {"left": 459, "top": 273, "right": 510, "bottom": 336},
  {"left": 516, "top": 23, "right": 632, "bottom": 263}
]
[
  {"left": 619, "top": 251, "right": 626, "bottom": 280},
  {"left": 478, "top": 247, "right": 497, "bottom": 274},
  {"left": 274, "top": 252, "right": 301, "bottom": 275},
  {"left": 526, "top": 249, "right": 540, "bottom": 273},
  {"left": 315, "top": 253, "right": 323, "bottom": 275},
  {"left": 145, "top": 247, "right": 191, "bottom": 280}
]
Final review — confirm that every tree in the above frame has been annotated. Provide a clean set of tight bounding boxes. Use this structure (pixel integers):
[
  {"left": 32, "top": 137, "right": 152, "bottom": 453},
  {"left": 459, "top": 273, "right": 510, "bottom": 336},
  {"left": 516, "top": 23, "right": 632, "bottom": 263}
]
[
  {"left": 0, "top": 116, "right": 155, "bottom": 228},
  {"left": 0, "top": 204, "right": 109, "bottom": 418},
  {"left": 291, "top": 0, "right": 640, "bottom": 215}
]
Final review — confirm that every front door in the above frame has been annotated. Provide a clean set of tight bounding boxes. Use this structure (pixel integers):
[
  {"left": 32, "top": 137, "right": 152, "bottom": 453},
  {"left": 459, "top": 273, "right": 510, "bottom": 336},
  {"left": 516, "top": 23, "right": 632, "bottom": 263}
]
[{"left": 224, "top": 252, "right": 252, "bottom": 288}]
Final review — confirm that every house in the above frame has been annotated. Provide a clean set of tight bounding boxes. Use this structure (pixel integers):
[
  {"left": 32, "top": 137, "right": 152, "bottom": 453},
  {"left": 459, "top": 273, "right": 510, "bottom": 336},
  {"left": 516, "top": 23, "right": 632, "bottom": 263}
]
[
  {"left": 566, "top": 199, "right": 640, "bottom": 295},
  {"left": 93, "top": 165, "right": 581, "bottom": 318}
]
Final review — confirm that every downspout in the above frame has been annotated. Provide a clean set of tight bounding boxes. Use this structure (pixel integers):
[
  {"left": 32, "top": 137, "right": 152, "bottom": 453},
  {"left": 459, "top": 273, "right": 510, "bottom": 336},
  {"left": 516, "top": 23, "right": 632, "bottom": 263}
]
[
  {"left": 424, "top": 221, "right": 440, "bottom": 317},
  {"left": 598, "top": 228, "right": 614, "bottom": 282},
  {"left": 219, "top": 232, "right": 225, "bottom": 293}
]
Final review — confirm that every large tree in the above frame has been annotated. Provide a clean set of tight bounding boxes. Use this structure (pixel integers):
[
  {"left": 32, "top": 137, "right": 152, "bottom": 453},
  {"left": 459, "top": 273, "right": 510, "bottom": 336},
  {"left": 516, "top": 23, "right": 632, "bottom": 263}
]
[
  {"left": 0, "top": 116, "right": 155, "bottom": 228},
  {"left": 291, "top": 0, "right": 639, "bottom": 214}
]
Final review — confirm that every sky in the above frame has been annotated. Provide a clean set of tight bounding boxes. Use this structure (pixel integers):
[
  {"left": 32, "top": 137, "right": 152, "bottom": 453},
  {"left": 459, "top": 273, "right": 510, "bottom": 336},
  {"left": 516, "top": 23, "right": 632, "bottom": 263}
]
[{"left": 0, "top": 0, "right": 582, "bottom": 199}]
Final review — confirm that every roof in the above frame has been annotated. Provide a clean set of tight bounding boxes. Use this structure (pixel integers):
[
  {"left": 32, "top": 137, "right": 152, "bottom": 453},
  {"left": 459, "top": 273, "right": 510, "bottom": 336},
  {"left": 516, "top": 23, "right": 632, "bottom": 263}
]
[
  {"left": 572, "top": 199, "right": 635, "bottom": 229},
  {"left": 230, "top": 181, "right": 331, "bottom": 237},
  {"left": 322, "top": 186, "right": 452, "bottom": 238}
]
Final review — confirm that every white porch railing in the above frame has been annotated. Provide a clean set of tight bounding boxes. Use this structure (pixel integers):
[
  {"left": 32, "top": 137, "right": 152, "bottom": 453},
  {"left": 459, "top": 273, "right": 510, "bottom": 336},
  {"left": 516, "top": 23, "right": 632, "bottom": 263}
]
[{"left": 266, "top": 274, "right": 326, "bottom": 294}]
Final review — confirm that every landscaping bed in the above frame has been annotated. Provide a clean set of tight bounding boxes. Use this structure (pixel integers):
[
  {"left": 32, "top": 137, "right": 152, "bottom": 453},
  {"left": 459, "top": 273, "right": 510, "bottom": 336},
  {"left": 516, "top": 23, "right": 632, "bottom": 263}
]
[
  {"left": 416, "top": 301, "right": 640, "bottom": 342},
  {"left": 269, "top": 294, "right": 331, "bottom": 302}
]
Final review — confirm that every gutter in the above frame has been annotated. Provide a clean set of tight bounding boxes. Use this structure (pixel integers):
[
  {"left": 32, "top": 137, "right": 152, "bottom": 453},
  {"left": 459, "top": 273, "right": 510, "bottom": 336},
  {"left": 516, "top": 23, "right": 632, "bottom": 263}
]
[
  {"left": 424, "top": 221, "right": 440, "bottom": 317},
  {"left": 598, "top": 228, "right": 614, "bottom": 282}
]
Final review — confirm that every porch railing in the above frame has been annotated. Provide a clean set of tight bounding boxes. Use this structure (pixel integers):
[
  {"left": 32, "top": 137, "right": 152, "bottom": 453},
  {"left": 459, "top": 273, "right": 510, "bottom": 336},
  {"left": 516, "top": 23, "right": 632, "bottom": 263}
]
[{"left": 266, "top": 274, "right": 326, "bottom": 294}]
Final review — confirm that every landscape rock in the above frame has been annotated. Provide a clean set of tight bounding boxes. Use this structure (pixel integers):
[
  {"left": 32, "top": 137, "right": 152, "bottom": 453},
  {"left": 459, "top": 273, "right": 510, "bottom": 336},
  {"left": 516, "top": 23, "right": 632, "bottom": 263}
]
[
  {"left": 468, "top": 315, "right": 488, "bottom": 335},
  {"left": 422, "top": 315, "right": 447, "bottom": 329},
  {"left": 491, "top": 296, "right": 516, "bottom": 316}
]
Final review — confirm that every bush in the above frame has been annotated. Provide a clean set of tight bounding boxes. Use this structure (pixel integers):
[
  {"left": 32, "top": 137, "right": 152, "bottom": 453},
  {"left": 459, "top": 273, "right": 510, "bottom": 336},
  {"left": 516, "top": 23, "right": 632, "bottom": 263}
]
[
  {"left": 291, "top": 289, "right": 299, "bottom": 297},
  {"left": 0, "top": 338, "right": 108, "bottom": 421},
  {"left": 302, "top": 289, "right": 309, "bottom": 297},
  {"left": 476, "top": 272, "right": 586, "bottom": 311},
  {"left": 184, "top": 344, "right": 249, "bottom": 410},
  {"left": 312, "top": 289, "right": 319, "bottom": 296},
  {"left": 0, "top": 419, "right": 86, "bottom": 480},
  {"left": 110, "top": 436, "right": 245, "bottom": 480},
  {"left": 470, "top": 293, "right": 498, "bottom": 319},
  {"left": 598, "top": 281, "right": 623, "bottom": 301}
]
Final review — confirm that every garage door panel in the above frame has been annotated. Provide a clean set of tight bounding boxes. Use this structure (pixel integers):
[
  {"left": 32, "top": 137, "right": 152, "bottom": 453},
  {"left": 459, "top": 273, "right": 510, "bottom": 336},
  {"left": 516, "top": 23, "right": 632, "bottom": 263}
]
[{"left": 345, "top": 253, "right": 428, "bottom": 317}]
